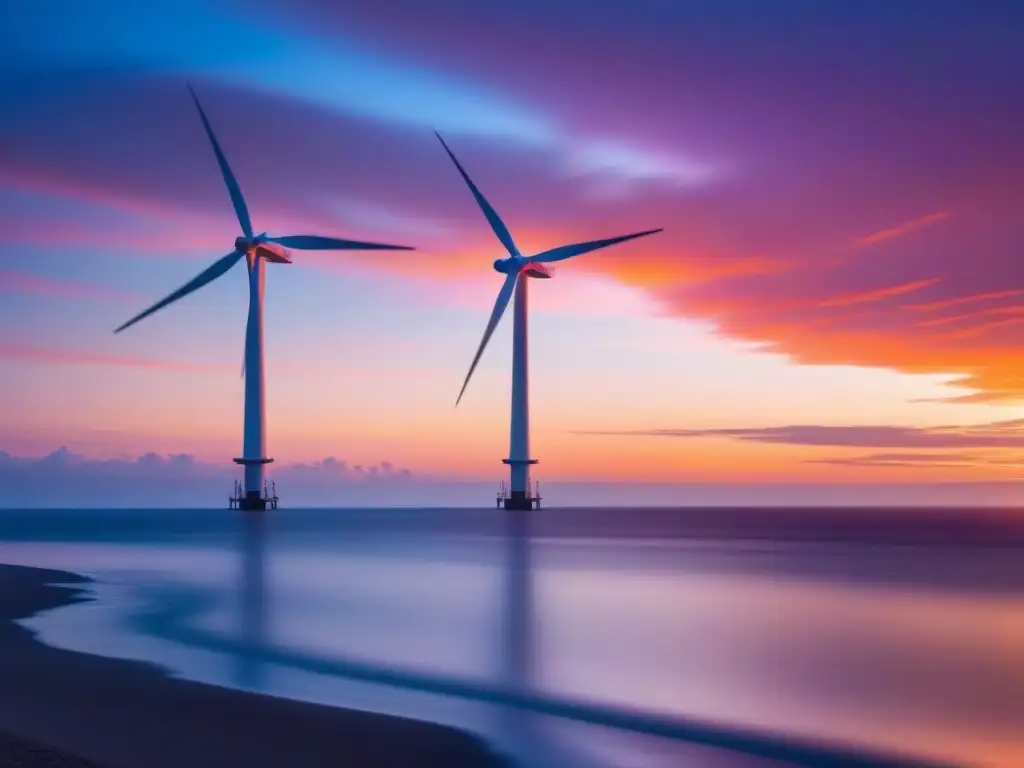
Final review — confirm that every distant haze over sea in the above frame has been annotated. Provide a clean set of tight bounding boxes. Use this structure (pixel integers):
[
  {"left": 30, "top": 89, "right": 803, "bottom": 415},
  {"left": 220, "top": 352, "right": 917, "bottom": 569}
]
[{"left": 1, "top": 446, "right": 1021, "bottom": 508}]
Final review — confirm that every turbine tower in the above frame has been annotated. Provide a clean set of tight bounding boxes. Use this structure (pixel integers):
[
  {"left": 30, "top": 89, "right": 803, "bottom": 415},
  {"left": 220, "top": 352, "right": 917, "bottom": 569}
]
[
  {"left": 435, "top": 133, "right": 662, "bottom": 510},
  {"left": 115, "top": 85, "right": 414, "bottom": 510}
]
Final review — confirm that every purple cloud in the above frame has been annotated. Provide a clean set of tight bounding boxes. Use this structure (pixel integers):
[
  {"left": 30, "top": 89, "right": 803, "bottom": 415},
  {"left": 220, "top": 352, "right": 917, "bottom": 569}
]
[
  {"left": 0, "top": 71, "right": 651, "bottom": 247},
  {"left": 0, "top": 447, "right": 419, "bottom": 508},
  {"left": 239, "top": 1, "right": 1024, "bottom": 400},
  {"left": 3, "top": 1, "right": 1024, "bottom": 403}
]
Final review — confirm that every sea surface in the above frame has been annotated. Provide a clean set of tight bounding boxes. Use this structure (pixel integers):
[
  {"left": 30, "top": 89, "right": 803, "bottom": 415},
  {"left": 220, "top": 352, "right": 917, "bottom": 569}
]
[{"left": 0, "top": 506, "right": 1022, "bottom": 768}]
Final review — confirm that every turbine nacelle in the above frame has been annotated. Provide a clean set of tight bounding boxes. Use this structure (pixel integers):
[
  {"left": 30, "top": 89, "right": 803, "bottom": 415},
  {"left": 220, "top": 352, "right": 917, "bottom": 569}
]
[
  {"left": 492, "top": 256, "right": 552, "bottom": 279},
  {"left": 234, "top": 234, "right": 293, "bottom": 264},
  {"left": 523, "top": 262, "right": 552, "bottom": 279},
  {"left": 254, "top": 242, "right": 293, "bottom": 264}
]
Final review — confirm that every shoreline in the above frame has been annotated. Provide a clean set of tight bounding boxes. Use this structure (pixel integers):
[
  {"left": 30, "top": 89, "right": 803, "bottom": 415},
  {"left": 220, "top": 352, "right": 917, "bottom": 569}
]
[{"left": 0, "top": 564, "right": 507, "bottom": 768}]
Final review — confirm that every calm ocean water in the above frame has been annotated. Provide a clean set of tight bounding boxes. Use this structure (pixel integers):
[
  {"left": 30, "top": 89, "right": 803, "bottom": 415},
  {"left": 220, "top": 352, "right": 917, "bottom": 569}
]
[{"left": 1, "top": 507, "right": 1022, "bottom": 768}]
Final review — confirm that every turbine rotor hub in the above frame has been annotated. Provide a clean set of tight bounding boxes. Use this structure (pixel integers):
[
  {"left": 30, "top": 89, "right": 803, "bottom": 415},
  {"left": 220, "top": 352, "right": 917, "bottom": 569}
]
[
  {"left": 493, "top": 256, "right": 520, "bottom": 274},
  {"left": 234, "top": 236, "right": 252, "bottom": 253}
]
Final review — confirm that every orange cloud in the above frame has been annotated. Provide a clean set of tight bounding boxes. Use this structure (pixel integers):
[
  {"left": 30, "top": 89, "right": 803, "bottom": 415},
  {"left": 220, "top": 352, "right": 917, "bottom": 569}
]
[
  {"left": 644, "top": 197, "right": 1021, "bottom": 402},
  {"left": 681, "top": 307, "right": 1024, "bottom": 402},
  {"left": 601, "top": 250, "right": 794, "bottom": 290}
]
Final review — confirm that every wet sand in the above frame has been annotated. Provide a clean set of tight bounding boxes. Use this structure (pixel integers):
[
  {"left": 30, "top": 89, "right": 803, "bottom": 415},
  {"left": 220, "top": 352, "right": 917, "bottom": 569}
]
[{"left": 0, "top": 564, "right": 506, "bottom": 768}]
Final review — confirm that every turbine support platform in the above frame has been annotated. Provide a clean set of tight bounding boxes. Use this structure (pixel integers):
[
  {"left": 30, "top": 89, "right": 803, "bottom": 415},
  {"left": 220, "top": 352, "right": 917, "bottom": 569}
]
[
  {"left": 497, "top": 476, "right": 542, "bottom": 511},
  {"left": 500, "top": 458, "right": 540, "bottom": 510},
  {"left": 230, "top": 455, "right": 278, "bottom": 511},
  {"left": 230, "top": 479, "right": 278, "bottom": 511}
]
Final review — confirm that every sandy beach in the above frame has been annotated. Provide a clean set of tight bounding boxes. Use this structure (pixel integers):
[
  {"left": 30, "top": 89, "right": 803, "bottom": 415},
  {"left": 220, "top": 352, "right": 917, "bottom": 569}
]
[{"left": 0, "top": 564, "right": 507, "bottom": 768}]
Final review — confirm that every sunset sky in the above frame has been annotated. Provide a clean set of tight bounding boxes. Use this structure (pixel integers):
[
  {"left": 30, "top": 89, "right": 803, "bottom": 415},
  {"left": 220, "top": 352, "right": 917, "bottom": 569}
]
[{"left": 2, "top": 0, "right": 1023, "bottom": 502}]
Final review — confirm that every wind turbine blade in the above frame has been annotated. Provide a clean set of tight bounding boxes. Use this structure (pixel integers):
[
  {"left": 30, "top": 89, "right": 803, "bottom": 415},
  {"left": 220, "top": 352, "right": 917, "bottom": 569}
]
[
  {"left": 187, "top": 84, "right": 254, "bottom": 239},
  {"left": 267, "top": 235, "right": 414, "bottom": 251},
  {"left": 434, "top": 132, "right": 519, "bottom": 258},
  {"left": 456, "top": 270, "right": 518, "bottom": 406},
  {"left": 526, "top": 228, "right": 663, "bottom": 264},
  {"left": 114, "top": 250, "right": 245, "bottom": 333}
]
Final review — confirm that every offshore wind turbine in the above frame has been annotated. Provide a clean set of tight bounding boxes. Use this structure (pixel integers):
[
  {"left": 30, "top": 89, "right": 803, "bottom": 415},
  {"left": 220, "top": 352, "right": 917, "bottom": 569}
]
[
  {"left": 435, "top": 133, "right": 662, "bottom": 510},
  {"left": 115, "top": 85, "right": 414, "bottom": 510}
]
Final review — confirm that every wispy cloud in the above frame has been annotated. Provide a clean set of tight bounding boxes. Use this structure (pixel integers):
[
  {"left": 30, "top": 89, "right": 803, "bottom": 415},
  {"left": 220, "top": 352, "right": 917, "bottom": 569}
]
[
  {"left": 945, "top": 315, "right": 1024, "bottom": 340},
  {"left": 561, "top": 139, "right": 720, "bottom": 190},
  {"left": 7, "top": 0, "right": 715, "bottom": 192},
  {"left": 0, "top": 342, "right": 429, "bottom": 381},
  {"left": 0, "top": 270, "right": 135, "bottom": 301},
  {"left": 0, "top": 344, "right": 230, "bottom": 374},
  {"left": 806, "top": 451, "right": 1024, "bottom": 469},
  {"left": 577, "top": 420, "right": 1024, "bottom": 449},
  {"left": 906, "top": 289, "right": 1024, "bottom": 313},
  {"left": 819, "top": 278, "right": 939, "bottom": 308},
  {"left": 855, "top": 211, "right": 953, "bottom": 248},
  {"left": 3, "top": 0, "right": 1023, "bottom": 407},
  {"left": 913, "top": 306, "right": 1024, "bottom": 329},
  {"left": 0, "top": 220, "right": 225, "bottom": 253}
]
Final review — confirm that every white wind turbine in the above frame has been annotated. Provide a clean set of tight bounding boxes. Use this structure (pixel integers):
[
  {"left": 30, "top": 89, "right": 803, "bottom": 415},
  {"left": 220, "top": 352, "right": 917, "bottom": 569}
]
[
  {"left": 115, "top": 85, "right": 414, "bottom": 510},
  {"left": 435, "top": 133, "right": 662, "bottom": 510}
]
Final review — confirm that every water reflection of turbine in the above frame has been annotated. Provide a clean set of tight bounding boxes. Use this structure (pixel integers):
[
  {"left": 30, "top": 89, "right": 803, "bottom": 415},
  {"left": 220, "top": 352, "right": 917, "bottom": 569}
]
[
  {"left": 504, "top": 508, "right": 533, "bottom": 692},
  {"left": 133, "top": 572, "right": 951, "bottom": 768},
  {"left": 238, "top": 512, "right": 269, "bottom": 690},
  {"left": 497, "top": 507, "right": 570, "bottom": 766}
]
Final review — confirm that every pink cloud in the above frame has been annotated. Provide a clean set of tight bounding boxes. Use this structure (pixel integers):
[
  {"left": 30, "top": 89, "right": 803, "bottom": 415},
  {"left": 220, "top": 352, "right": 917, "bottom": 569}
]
[
  {"left": 0, "top": 270, "right": 135, "bottom": 301},
  {"left": 3, "top": 58, "right": 1022, "bottom": 403},
  {"left": 907, "top": 290, "right": 1024, "bottom": 313},
  {"left": 0, "top": 219, "right": 225, "bottom": 253},
  {"left": 914, "top": 306, "right": 1024, "bottom": 329},
  {"left": 854, "top": 211, "right": 954, "bottom": 248},
  {"left": 0, "top": 343, "right": 231, "bottom": 374},
  {"left": 944, "top": 315, "right": 1024, "bottom": 340},
  {"left": 0, "top": 342, "right": 429, "bottom": 381},
  {"left": 819, "top": 279, "right": 940, "bottom": 308}
]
